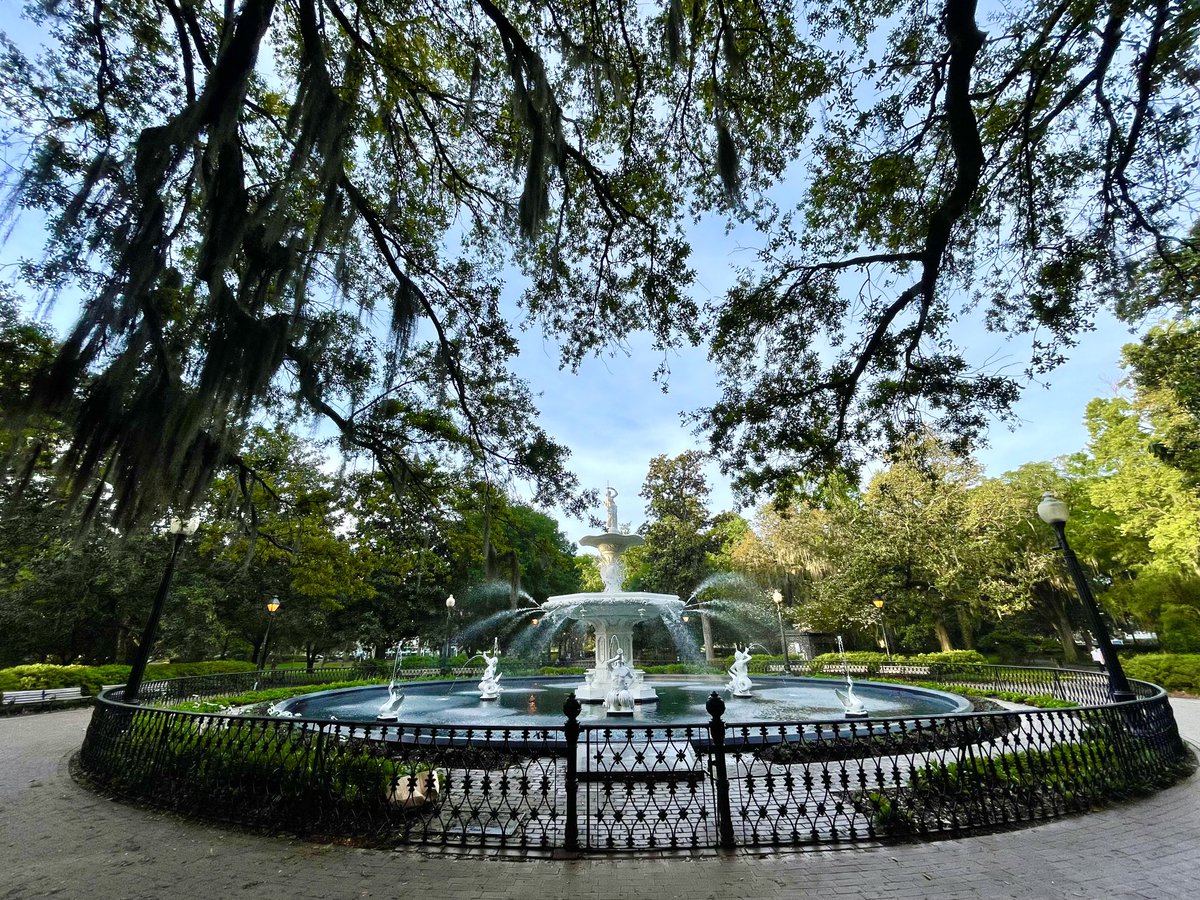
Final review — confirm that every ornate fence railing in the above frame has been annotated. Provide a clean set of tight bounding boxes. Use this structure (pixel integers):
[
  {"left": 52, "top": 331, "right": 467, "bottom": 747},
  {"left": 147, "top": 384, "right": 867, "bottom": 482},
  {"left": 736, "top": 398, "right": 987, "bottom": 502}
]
[{"left": 78, "top": 666, "right": 1193, "bottom": 853}]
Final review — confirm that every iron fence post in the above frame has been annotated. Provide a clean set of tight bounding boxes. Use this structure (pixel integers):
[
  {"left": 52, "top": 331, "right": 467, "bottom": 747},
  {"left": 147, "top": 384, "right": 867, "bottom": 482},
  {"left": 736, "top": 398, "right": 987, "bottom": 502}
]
[
  {"left": 563, "top": 692, "right": 581, "bottom": 852},
  {"left": 706, "top": 691, "right": 736, "bottom": 849}
]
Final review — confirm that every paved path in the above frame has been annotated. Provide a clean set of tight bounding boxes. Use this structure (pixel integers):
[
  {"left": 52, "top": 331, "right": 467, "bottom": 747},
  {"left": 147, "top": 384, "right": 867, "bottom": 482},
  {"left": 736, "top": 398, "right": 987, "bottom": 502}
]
[{"left": 2, "top": 702, "right": 1198, "bottom": 900}]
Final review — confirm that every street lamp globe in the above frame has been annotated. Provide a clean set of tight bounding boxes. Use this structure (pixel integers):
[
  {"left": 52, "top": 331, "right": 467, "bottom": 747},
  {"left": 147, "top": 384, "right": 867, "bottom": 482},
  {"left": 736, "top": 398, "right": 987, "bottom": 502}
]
[
  {"left": 266, "top": 597, "right": 281, "bottom": 614},
  {"left": 873, "top": 598, "right": 884, "bottom": 610},
  {"left": 1037, "top": 492, "right": 1069, "bottom": 525},
  {"left": 772, "top": 589, "right": 783, "bottom": 606},
  {"left": 446, "top": 594, "right": 456, "bottom": 610}
]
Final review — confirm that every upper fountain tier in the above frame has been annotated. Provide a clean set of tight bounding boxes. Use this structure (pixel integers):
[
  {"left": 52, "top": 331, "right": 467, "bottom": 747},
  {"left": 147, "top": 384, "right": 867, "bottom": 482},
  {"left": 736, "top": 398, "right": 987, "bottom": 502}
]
[{"left": 579, "top": 532, "right": 644, "bottom": 593}]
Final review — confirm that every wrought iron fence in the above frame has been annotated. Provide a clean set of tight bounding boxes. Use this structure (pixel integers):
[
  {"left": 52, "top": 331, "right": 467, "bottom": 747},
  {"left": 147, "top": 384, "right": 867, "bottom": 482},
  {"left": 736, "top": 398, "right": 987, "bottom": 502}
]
[{"left": 79, "top": 666, "right": 1193, "bottom": 853}]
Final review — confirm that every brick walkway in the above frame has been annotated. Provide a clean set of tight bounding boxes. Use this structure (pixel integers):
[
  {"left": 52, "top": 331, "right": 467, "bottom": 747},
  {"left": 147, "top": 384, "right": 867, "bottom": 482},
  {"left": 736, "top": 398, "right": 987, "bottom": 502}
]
[{"left": 2, "top": 701, "right": 1198, "bottom": 900}]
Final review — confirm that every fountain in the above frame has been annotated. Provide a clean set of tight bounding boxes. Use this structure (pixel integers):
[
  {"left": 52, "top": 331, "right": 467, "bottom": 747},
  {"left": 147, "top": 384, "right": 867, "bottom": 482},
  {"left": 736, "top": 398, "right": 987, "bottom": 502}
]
[
  {"left": 727, "top": 645, "right": 754, "bottom": 697},
  {"left": 275, "top": 487, "right": 971, "bottom": 729},
  {"left": 540, "top": 487, "right": 684, "bottom": 706}
]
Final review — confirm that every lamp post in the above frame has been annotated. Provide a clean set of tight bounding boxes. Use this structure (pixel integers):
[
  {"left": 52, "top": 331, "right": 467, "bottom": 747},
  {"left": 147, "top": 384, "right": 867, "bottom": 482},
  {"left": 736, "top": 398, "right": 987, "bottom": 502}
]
[
  {"left": 441, "top": 594, "right": 456, "bottom": 673},
  {"left": 123, "top": 514, "right": 200, "bottom": 703},
  {"left": 1037, "top": 492, "right": 1135, "bottom": 701},
  {"left": 772, "top": 589, "right": 793, "bottom": 674},
  {"left": 873, "top": 598, "right": 892, "bottom": 658},
  {"left": 257, "top": 597, "right": 281, "bottom": 670}
]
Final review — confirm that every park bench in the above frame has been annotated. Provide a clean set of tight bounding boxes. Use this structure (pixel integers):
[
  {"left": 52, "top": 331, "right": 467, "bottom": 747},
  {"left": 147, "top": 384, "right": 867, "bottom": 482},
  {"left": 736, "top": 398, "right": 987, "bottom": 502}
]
[{"left": 1, "top": 686, "right": 86, "bottom": 706}]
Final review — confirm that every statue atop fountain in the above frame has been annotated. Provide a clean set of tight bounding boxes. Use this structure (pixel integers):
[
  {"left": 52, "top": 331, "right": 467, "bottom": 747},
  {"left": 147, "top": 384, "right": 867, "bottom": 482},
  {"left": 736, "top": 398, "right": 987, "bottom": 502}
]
[
  {"left": 604, "top": 485, "right": 619, "bottom": 532},
  {"left": 727, "top": 645, "right": 754, "bottom": 697},
  {"left": 478, "top": 643, "right": 502, "bottom": 701}
]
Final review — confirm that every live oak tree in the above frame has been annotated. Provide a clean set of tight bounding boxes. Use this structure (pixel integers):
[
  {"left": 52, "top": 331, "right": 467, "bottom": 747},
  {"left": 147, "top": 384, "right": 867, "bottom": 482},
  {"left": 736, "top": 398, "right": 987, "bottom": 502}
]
[{"left": 2, "top": 0, "right": 1196, "bottom": 522}]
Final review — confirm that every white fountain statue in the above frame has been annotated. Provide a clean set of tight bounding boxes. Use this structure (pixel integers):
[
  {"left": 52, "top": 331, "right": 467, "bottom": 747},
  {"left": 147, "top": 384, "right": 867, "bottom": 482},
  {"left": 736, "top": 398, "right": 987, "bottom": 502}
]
[
  {"left": 834, "top": 634, "right": 869, "bottom": 719},
  {"left": 727, "top": 645, "right": 754, "bottom": 697},
  {"left": 539, "top": 487, "right": 684, "bottom": 705},
  {"left": 376, "top": 643, "right": 405, "bottom": 724},
  {"left": 603, "top": 645, "right": 636, "bottom": 716},
  {"left": 478, "top": 640, "right": 503, "bottom": 701}
]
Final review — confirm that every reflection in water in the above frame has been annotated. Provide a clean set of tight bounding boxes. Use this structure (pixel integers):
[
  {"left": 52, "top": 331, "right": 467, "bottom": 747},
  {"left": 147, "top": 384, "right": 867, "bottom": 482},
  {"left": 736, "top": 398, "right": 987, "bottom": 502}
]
[{"left": 527, "top": 693, "right": 538, "bottom": 713}]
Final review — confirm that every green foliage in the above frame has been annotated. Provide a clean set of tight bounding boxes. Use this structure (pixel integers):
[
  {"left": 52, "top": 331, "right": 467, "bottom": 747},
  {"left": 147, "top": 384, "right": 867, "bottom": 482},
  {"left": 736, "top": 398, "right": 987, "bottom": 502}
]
[
  {"left": 805, "top": 650, "right": 988, "bottom": 676},
  {"left": 868, "top": 732, "right": 1190, "bottom": 836},
  {"left": 1122, "top": 654, "right": 1200, "bottom": 694},
  {"left": 106, "top": 716, "right": 406, "bottom": 818},
  {"left": 171, "top": 680, "right": 379, "bottom": 713},
  {"left": 0, "top": 661, "right": 255, "bottom": 695},
  {"left": 537, "top": 666, "right": 588, "bottom": 676}
]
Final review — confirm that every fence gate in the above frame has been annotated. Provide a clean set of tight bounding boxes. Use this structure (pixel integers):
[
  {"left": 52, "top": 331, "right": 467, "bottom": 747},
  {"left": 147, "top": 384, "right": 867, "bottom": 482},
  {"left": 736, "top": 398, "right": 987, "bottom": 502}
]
[{"left": 577, "top": 721, "right": 718, "bottom": 850}]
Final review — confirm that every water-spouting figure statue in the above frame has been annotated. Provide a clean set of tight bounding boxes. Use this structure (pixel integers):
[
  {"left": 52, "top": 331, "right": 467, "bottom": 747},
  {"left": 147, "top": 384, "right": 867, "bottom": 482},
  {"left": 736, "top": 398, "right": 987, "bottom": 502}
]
[
  {"left": 377, "top": 641, "right": 407, "bottom": 721},
  {"left": 604, "top": 648, "right": 635, "bottom": 716},
  {"left": 727, "top": 645, "right": 754, "bottom": 697},
  {"left": 478, "top": 641, "right": 503, "bottom": 701},
  {"left": 834, "top": 634, "right": 869, "bottom": 719}
]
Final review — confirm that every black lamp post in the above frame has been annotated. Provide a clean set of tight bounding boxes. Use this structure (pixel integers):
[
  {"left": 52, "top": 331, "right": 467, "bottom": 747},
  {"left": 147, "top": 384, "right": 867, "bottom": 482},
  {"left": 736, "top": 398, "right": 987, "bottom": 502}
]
[
  {"left": 772, "top": 589, "right": 793, "bottom": 674},
  {"left": 873, "top": 598, "right": 892, "bottom": 657},
  {"left": 257, "top": 597, "right": 281, "bottom": 670},
  {"left": 441, "top": 594, "right": 456, "bottom": 673},
  {"left": 123, "top": 514, "right": 200, "bottom": 703},
  {"left": 1037, "top": 492, "right": 1135, "bottom": 702}
]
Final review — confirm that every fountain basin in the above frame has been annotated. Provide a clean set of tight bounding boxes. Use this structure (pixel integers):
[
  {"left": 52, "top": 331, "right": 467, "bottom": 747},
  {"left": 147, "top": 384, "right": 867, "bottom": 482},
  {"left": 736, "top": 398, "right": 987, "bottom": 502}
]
[{"left": 274, "top": 675, "right": 971, "bottom": 728}]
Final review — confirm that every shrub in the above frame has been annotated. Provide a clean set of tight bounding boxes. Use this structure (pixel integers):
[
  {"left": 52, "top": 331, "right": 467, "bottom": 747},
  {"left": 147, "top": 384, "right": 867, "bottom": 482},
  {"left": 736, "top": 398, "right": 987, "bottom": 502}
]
[
  {"left": 0, "top": 660, "right": 257, "bottom": 696},
  {"left": 1122, "top": 654, "right": 1200, "bottom": 694}
]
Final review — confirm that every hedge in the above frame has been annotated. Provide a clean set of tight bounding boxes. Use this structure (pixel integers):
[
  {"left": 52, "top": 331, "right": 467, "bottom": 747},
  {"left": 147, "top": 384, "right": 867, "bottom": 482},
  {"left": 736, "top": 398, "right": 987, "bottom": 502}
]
[
  {"left": 0, "top": 660, "right": 257, "bottom": 696},
  {"left": 1121, "top": 654, "right": 1200, "bottom": 694}
]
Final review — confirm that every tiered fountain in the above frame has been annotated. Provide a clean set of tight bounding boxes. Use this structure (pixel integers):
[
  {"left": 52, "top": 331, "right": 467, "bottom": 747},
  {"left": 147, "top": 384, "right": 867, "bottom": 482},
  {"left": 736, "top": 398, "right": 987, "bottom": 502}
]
[{"left": 541, "top": 488, "right": 684, "bottom": 711}]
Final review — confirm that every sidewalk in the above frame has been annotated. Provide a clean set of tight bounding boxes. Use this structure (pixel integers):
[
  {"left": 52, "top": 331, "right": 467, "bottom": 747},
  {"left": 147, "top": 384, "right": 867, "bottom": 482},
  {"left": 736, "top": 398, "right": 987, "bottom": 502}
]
[{"left": 1, "top": 702, "right": 1197, "bottom": 900}]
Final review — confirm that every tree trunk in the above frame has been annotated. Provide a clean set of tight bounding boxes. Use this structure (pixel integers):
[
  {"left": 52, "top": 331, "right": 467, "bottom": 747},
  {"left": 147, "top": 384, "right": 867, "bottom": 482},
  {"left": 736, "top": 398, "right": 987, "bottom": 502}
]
[
  {"left": 305, "top": 644, "right": 316, "bottom": 673},
  {"left": 701, "top": 611, "right": 716, "bottom": 663},
  {"left": 933, "top": 619, "right": 953, "bottom": 652},
  {"left": 1054, "top": 610, "right": 1079, "bottom": 664},
  {"left": 956, "top": 606, "right": 975, "bottom": 650}
]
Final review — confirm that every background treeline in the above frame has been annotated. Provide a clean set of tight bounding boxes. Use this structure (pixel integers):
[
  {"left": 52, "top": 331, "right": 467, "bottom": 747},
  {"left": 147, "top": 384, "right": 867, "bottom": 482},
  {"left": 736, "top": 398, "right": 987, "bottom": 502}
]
[{"left": 1, "top": 298, "right": 1197, "bottom": 669}]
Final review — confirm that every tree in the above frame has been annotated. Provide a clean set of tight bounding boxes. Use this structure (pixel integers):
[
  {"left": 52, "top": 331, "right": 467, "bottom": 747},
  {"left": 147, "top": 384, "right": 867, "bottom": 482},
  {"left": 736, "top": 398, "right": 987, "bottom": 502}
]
[
  {"left": 1124, "top": 320, "right": 1200, "bottom": 486},
  {"left": 696, "top": 0, "right": 1200, "bottom": 500},
  {"left": 1073, "top": 395, "right": 1200, "bottom": 650},
  {"left": 5, "top": 1, "right": 1196, "bottom": 518},
  {"left": 202, "top": 426, "right": 376, "bottom": 669},
  {"left": 638, "top": 451, "right": 734, "bottom": 661}
]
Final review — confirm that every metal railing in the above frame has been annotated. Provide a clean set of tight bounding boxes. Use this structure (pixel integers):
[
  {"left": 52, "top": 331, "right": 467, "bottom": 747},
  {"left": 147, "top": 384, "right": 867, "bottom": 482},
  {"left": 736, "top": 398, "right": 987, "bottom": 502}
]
[{"left": 78, "top": 666, "right": 1193, "bottom": 852}]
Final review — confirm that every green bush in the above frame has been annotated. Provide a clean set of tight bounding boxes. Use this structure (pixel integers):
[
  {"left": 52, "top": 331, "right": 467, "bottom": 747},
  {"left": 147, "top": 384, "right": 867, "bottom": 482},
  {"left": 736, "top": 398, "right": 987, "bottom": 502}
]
[
  {"left": 398, "top": 654, "right": 469, "bottom": 669},
  {"left": 1122, "top": 653, "right": 1200, "bottom": 693},
  {"left": 642, "top": 663, "right": 721, "bottom": 675},
  {"left": 0, "top": 660, "right": 257, "bottom": 696},
  {"left": 805, "top": 650, "right": 987, "bottom": 676},
  {"left": 537, "top": 666, "right": 587, "bottom": 676}
]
